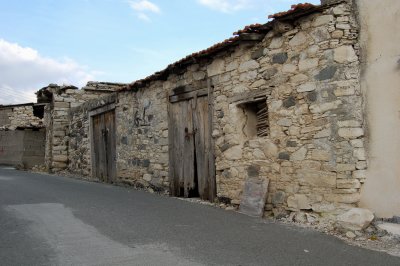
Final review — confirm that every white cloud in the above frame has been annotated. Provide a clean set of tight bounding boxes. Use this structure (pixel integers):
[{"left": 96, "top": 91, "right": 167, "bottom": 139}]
[
  {"left": 129, "top": 0, "right": 160, "bottom": 13},
  {"left": 197, "top": 0, "right": 251, "bottom": 13},
  {"left": 0, "top": 39, "right": 97, "bottom": 105},
  {"left": 137, "top": 13, "right": 151, "bottom": 22},
  {"left": 128, "top": 0, "right": 161, "bottom": 22}
]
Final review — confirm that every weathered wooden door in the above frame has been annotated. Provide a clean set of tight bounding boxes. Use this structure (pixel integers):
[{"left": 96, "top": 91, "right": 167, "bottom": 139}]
[
  {"left": 92, "top": 110, "right": 116, "bottom": 183},
  {"left": 169, "top": 87, "right": 216, "bottom": 201}
]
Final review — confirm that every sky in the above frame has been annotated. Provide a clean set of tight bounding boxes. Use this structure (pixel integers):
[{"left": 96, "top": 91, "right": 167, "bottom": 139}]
[{"left": 0, "top": 0, "right": 320, "bottom": 104}]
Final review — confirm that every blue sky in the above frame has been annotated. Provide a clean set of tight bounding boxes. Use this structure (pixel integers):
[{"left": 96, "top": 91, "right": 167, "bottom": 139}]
[{"left": 0, "top": 0, "right": 320, "bottom": 104}]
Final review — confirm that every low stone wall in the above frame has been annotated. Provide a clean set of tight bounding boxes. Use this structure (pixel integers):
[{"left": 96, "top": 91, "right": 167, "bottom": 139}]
[
  {"left": 0, "top": 104, "right": 43, "bottom": 129},
  {"left": 0, "top": 129, "right": 45, "bottom": 168},
  {"left": 0, "top": 109, "right": 11, "bottom": 126}
]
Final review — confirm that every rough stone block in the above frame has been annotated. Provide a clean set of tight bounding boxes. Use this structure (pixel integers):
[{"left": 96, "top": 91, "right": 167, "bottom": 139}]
[
  {"left": 356, "top": 161, "right": 367, "bottom": 170},
  {"left": 315, "top": 66, "right": 337, "bottom": 80},
  {"left": 224, "top": 145, "right": 242, "bottom": 160},
  {"left": 247, "top": 165, "right": 260, "bottom": 178},
  {"left": 251, "top": 48, "right": 265, "bottom": 60},
  {"left": 269, "top": 37, "right": 283, "bottom": 49},
  {"left": 353, "top": 148, "right": 366, "bottom": 161},
  {"left": 297, "top": 169, "right": 336, "bottom": 188},
  {"left": 324, "top": 193, "right": 360, "bottom": 204},
  {"left": 338, "top": 128, "right": 364, "bottom": 139},
  {"left": 272, "top": 191, "right": 286, "bottom": 205},
  {"left": 278, "top": 152, "right": 290, "bottom": 160},
  {"left": 297, "top": 83, "right": 316, "bottom": 92},
  {"left": 311, "top": 149, "right": 331, "bottom": 161},
  {"left": 193, "top": 71, "right": 206, "bottom": 81},
  {"left": 337, "top": 120, "right": 362, "bottom": 127},
  {"left": 299, "top": 58, "right": 319, "bottom": 71},
  {"left": 143, "top": 174, "right": 152, "bottom": 182},
  {"left": 272, "top": 53, "right": 288, "bottom": 64},
  {"left": 53, "top": 155, "right": 68, "bottom": 163},
  {"left": 314, "top": 128, "right": 331, "bottom": 139},
  {"left": 332, "top": 30, "right": 344, "bottom": 39},
  {"left": 53, "top": 131, "right": 66, "bottom": 137},
  {"left": 277, "top": 118, "right": 292, "bottom": 127},
  {"left": 337, "top": 179, "right": 361, "bottom": 189},
  {"left": 337, "top": 163, "right": 356, "bottom": 171},
  {"left": 287, "top": 194, "right": 311, "bottom": 210},
  {"left": 54, "top": 102, "right": 70, "bottom": 108},
  {"left": 352, "top": 170, "right": 366, "bottom": 179},
  {"left": 310, "top": 27, "right": 330, "bottom": 43},
  {"left": 262, "top": 68, "right": 278, "bottom": 80},
  {"left": 239, "top": 60, "right": 259, "bottom": 73},
  {"left": 282, "top": 96, "right": 296, "bottom": 108},
  {"left": 290, "top": 73, "right": 309, "bottom": 83},
  {"left": 290, "top": 146, "right": 307, "bottom": 161},
  {"left": 207, "top": 59, "right": 225, "bottom": 76},
  {"left": 313, "top": 15, "right": 334, "bottom": 27},
  {"left": 334, "top": 46, "right": 357, "bottom": 63},
  {"left": 52, "top": 161, "right": 67, "bottom": 168},
  {"left": 239, "top": 178, "right": 269, "bottom": 217},
  {"left": 336, "top": 208, "right": 374, "bottom": 231},
  {"left": 226, "top": 61, "right": 238, "bottom": 72},
  {"left": 289, "top": 32, "right": 309, "bottom": 47},
  {"left": 309, "top": 100, "right": 342, "bottom": 113},
  {"left": 260, "top": 140, "right": 278, "bottom": 158}
]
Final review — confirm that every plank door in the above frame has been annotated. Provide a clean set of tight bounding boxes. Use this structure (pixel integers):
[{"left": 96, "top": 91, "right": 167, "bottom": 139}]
[
  {"left": 92, "top": 110, "right": 116, "bottom": 183},
  {"left": 169, "top": 94, "right": 216, "bottom": 201}
]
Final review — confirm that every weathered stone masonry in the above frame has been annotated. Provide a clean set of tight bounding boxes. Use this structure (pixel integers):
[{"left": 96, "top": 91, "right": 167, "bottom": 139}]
[
  {"left": 40, "top": 82, "right": 123, "bottom": 173},
  {"left": 53, "top": 0, "right": 368, "bottom": 217},
  {"left": 0, "top": 103, "right": 46, "bottom": 168},
  {"left": 212, "top": 1, "right": 365, "bottom": 215}
]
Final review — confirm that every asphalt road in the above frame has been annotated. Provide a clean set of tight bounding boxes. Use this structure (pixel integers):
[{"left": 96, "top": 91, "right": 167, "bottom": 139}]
[{"left": 0, "top": 167, "right": 399, "bottom": 266}]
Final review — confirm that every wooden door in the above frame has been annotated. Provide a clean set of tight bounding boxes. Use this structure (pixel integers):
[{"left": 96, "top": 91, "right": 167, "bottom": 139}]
[
  {"left": 92, "top": 110, "right": 116, "bottom": 183},
  {"left": 169, "top": 91, "right": 216, "bottom": 201}
]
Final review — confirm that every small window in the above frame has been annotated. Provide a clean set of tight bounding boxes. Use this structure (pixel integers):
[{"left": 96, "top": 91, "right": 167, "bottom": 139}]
[{"left": 240, "top": 98, "right": 269, "bottom": 138}]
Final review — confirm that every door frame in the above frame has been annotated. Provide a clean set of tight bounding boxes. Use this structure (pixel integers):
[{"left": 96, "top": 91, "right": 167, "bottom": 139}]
[{"left": 89, "top": 103, "right": 116, "bottom": 181}]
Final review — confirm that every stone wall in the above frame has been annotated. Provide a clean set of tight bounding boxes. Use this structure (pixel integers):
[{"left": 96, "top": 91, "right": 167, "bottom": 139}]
[
  {"left": 0, "top": 129, "right": 45, "bottom": 168},
  {"left": 43, "top": 82, "right": 124, "bottom": 173},
  {"left": 68, "top": 94, "right": 117, "bottom": 177},
  {"left": 116, "top": 85, "right": 169, "bottom": 190},
  {"left": 0, "top": 109, "right": 11, "bottom": 126},
  {"left": 59, "top": 1, "right": 365, "bottom": 216},
  {"left": 210, "top": 2, "right": 364, "bottom": 215},
  {"left": 0, "top": 104, "right": 43, "bottom": 129},
  {"left": 109, "top": 1, "right": 364, "bottom": 215}
]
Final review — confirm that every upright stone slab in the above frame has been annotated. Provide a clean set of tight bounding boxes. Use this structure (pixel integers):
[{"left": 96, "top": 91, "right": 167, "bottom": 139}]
[{"left": 239, "top": 178, "right": 269, "bottom": 217}]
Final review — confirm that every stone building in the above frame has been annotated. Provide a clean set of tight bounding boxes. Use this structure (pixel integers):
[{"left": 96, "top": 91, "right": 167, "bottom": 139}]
[
  {"left": 38, "top": 0, "right": 399, "bottom": 219},
  {"left": 0, "top": 103, "right": 46, "bottom": 168},
  {"left": 37, "top": 82, "right": 125, "bottom": 173}
]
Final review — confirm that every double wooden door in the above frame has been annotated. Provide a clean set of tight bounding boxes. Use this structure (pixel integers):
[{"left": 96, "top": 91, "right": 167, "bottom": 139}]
[
  {"left": 92, "top": 109, "right": 116, "bottom": 183},
  {"left": 169, "top": 94, "right": 216, "bottom": 201}
]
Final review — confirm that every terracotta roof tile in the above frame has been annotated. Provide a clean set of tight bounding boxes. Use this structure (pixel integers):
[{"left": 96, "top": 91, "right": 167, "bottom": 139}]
[
  {"left": 125, "top": 2, "right": 321, "bottom": 91},
  {"left": 268, "top": 3, "right": 316, "bottom": 19}
]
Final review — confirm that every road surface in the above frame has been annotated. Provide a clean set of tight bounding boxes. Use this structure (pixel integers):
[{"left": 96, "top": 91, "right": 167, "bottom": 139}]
[{"left": 0, "top": 167, "right": 399, "bottom": 265}]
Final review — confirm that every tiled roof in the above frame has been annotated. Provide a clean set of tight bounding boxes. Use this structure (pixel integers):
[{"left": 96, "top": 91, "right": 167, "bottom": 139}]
[
  {"left": 268, "top": 3, "right": 316, "bottom": 19},
  {"left": 125, "top": 25, "right": 269, "bottom": 90},
  {"left": 125, "top": 2, "right": 323, "bottom": 91}
]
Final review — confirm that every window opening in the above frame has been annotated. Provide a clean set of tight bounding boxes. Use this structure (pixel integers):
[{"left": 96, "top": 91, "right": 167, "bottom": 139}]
[{"left": 240, "top": 98, "right": 269, "bottom": 138}]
